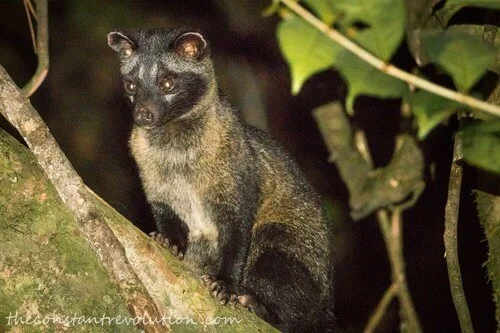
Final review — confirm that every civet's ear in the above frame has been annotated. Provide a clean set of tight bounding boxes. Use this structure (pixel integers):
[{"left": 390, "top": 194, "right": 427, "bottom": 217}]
[
  {"left": 107, "top": 31, "right": 136, "bottom": 58},
  {"left": 174, "top": 32, "right": 208, "bottom": 60}
]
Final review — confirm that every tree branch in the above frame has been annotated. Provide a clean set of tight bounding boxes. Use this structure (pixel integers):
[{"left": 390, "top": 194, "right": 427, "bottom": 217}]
[
  {"left": 22, "top": 0, "right": 49, "bottom": 97},
  {"left": 364, "top": 282, "right": 398, "bottom": 333},
  {"left": 279, "top": 0, "right": 500, "bottom": 118},
  {"left": 444, "top": 126, "right": 475, "bottom": 333},
  {"left": 313, "top": 102, "right": 422, "bottom": 332},
  {"left": 313, "top": 102, "right": 425, "bottom": 220},
  {"left": 0, "top": 66, "right": 167, "bottom": 332}
]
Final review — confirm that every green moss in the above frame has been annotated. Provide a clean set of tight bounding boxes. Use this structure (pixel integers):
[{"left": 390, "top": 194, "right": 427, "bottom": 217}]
[
  {"left": 53, "top": 224, "right": 100, "bottom": 276},
  {"left": 0, "top": 130, "right": 135, "bottom": 333}
]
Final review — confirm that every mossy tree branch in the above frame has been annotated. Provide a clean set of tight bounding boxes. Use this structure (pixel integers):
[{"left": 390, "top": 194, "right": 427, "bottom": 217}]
[
  {"left": 0, "top": 127, "right": 276, "bottom": 332},
  {"left": 0, "top": 65, "right": 168, "bottom": 332},
  {"left": 473, "top": 33, "right": 500, "bottom": 330},
  {"left": 474, "top": 190, "right": 500, "bottom": 329},
  {"left": 6, "top": 3, "right": 165, "bottom": 329}
]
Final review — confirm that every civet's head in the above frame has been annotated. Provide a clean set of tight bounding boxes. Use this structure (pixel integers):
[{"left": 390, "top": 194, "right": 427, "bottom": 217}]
[{"left": 107, "top": 28, "right": 215, "bottom": 128}]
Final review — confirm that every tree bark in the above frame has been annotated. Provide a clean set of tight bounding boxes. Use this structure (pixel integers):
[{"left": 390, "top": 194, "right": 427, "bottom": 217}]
[{"left": 474, "top": 190, "right": 500, "bottom": 330}]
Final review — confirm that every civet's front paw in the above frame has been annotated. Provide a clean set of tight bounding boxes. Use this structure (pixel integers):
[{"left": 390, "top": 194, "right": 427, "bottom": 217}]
[
  {"left": 201, "top": 274, "right": 238, "bottom": 306},
  {"left": 150, "top": 231, "right": 184, "bottom": 260}
]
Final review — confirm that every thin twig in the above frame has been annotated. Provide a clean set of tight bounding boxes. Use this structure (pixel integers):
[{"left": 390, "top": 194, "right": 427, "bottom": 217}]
[
  {"left": 364, "top": 282, "right": 399, "bottom": 333},
  {"left": 376, "top": 209, "right": 422, "bottom": 333},
  {"left": 25, "top": 0, "right": 37, "bottom": 18},
  {"left": 23, "top": 0, "right": 37, "bottom": 54},
  {"left": 279, "top": 0, "right": 500, "bottom": 118},
  {"left": 22, "top": 0, "right": 49, "bottom": 97},
  {"left": 390, "top": 210, "right": 421, "bottom": 333},
  {"left": 444, "top": 127, "right": 475, "bottom": 333}
]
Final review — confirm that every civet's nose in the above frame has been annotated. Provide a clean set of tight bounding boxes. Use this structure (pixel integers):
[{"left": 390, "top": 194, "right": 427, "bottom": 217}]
[{"left": 134, "top": 106, "right": 156, "bottom": 127}]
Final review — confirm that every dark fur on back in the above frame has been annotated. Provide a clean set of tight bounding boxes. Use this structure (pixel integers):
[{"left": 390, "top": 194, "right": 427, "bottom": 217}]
[{"left": 108, "top": 28, "right": 337, "bottom": 332}]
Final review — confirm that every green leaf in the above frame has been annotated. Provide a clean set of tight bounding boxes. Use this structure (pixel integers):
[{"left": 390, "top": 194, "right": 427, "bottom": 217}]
[
  {"left": 462, "top": 120, "right": 500, "bottom": 174},
  {"left": 303, "top": 0, "right": 336, "bottom": 25},
  {"left": 405, "top": 0, "right": 444, "bottom": 66},
  {"left": 446, "top": 24, "right": 500, "bottom": 74},
  {"left": 423, "top": 31, "right": 496, "bottom": 92},
  {"left": 335, "top": 53, "right": 408, "bottom": 114},
  {"left": 277, "top": 15, "right": 342, "bottom": 94},
  {"left": 305, "top": 0, "right": 407, "bottom": 113},
  {"left": 276, "top": 0, "right": 407, "bottom": 101},
  {"left": 331, "top": 0, "right": 406, "bottom": 61},
  {"left": 411, "top": 91, "right": 461, "bottom": 139},
  {"left": 437, "top": 0, "right": 500, "bottom": 25}
]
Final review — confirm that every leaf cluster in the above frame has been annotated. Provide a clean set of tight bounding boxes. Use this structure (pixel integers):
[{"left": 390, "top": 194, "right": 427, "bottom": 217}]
[{"left": 275, "top": 0, "right": 500, "bottom": 173}]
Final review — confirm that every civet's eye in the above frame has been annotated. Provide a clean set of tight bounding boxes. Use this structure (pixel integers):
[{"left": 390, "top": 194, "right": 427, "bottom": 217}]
[
  {"left": 124, "top": 81, "right": 136, "bottom": 94},
  {"left": 160, "top": 77, "right": 175, "bottom": 92}
]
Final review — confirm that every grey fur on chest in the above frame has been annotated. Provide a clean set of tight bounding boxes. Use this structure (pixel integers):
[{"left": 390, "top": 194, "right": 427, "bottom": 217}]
[{"left": 130, "top": 129, "right": 219, "bottom": 244}]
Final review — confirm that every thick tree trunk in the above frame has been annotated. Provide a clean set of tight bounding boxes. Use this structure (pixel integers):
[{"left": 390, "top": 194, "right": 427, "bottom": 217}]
[
  {"left": 474, "top": 68, "right": 500, "bottom": 331},
  {"left": 0, "top": 128, "right": 276, "bottom": 332},
  {"left": 475, "top": 190, "right": 500, "bottom": 329}
]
